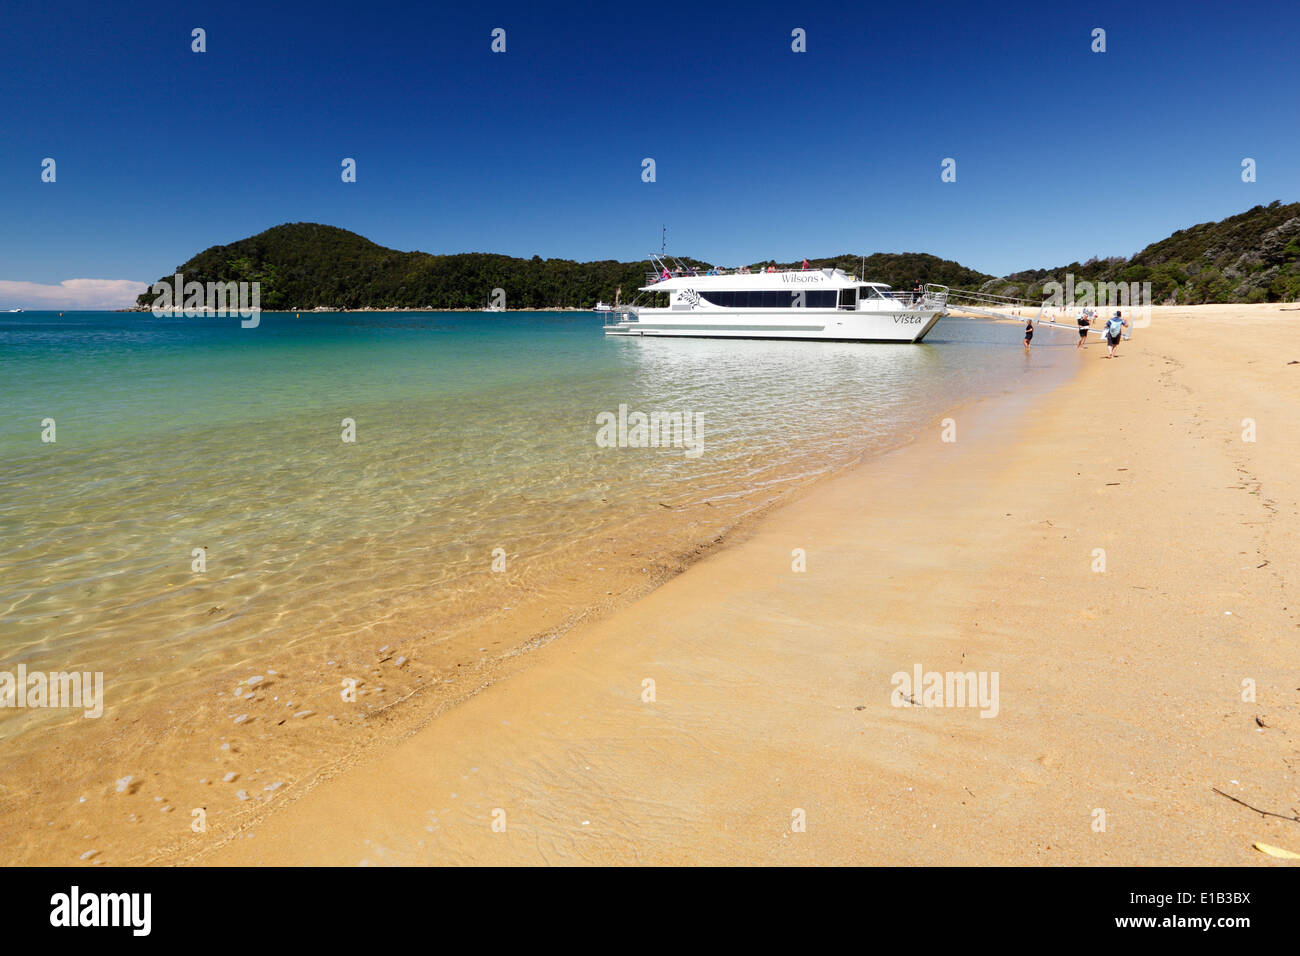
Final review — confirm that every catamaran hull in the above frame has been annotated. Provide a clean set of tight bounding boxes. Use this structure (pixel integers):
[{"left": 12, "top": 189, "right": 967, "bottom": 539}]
[{"left": 603, "top": 309, "right": 945, "bottom": 343}]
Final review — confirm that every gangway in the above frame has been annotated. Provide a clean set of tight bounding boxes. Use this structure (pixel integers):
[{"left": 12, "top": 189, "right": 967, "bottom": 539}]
[
  {"left": 944, "top": 288, "right": 1127, "bottom": 339},
  {"left": 944, "top": 288, "right": 1042, "bottom": 320}
]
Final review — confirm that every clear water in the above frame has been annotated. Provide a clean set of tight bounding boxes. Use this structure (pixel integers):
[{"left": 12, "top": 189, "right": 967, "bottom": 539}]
[{"left": 0, "top": 310, "right": 1074, "bottom": 741}]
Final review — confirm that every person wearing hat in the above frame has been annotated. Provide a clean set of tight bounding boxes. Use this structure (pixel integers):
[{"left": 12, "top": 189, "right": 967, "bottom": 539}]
[{"left": 1104, "top": 310, "right": 1129, "bottom": 358}]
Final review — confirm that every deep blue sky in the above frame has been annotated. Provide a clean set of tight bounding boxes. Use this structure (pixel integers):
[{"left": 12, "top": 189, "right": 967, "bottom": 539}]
[{"left": 1, "top": 0, "right": 1297, "bottom": 305}]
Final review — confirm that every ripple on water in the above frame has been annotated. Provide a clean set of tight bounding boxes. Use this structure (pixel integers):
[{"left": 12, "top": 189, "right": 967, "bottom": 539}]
[{"left": 0, "top": 312, "right": 1075, "bottom": 740}]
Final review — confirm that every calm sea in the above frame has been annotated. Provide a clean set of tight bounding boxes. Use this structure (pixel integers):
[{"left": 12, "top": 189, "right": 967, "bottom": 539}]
[{"left": 0, "top": 310, "right": 1074, "bottom": 743}]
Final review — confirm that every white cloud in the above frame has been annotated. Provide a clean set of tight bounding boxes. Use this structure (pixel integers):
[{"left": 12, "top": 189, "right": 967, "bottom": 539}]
[{"left": 0, "top": 278, "right": 149, "bottom": 311}]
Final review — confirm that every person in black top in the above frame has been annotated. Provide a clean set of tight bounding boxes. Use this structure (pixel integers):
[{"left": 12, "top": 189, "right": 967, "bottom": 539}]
[
  {"left": 1076, "top": 310, "right": 1090, "bottom": 349},
  {"left": 1023, "top": 317, "right": 1034, "bottom": 349}
]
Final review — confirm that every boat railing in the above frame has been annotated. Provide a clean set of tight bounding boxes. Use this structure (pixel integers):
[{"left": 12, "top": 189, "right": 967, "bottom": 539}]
[
  {"left": 604, "top": 307, "right": 638, "bottom": 326},
  {"left": 645, "top": 269, "right": 733, "bottom": 284},
  {"left": 922, "top": 283, "right": 950, "bottom": 309},
  {"left": 879, "top": 284, "right": 949, "bottom": 309}
]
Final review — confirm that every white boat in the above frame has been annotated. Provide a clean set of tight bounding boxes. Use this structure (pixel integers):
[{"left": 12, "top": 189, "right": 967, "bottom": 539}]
[
  {"left": 603, "top": 254, "right": 948, "bottom": 343},
  {"left": 6, "top": 308, "right": 22, "bottom": 313},
  {"left": 593, "top": 300, "right": 614, "bottom": 313}
]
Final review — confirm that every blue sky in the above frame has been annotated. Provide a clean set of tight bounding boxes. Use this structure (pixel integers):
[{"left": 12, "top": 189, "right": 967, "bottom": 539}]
[{"left": 1, "top": 0, "right": 1297, "bottom": 307}]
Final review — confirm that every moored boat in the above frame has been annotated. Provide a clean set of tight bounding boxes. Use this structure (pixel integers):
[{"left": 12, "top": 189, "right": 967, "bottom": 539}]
[{"left": 603, "top": 254, "right": 948, "bottom": 343}]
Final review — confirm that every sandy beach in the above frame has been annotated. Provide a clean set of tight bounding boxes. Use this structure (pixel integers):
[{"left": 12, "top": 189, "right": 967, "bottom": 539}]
[
  {"left": 5, "top": 305, "right": 1295, "bottom": 867},
  {"left": 140, "top": 303, "right": 1292, "bottom": 866}
]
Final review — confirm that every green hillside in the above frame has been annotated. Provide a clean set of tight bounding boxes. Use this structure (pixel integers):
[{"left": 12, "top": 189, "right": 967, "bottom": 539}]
[
  {"left": 136, "top": 203, "right": 1300, "bottom": 311},
  {"left": 984, "top": 201, "right": 1300, "bottom": 304},
  {"left": 134, "top": 224, "right": 991, "bottom": 311},
  {"left": 135, "top": 223, "right": 660, "bottom": 311}
]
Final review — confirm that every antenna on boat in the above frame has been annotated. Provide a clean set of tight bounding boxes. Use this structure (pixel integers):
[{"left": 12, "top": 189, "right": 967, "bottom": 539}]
[{"left": 661, "top": 225, "right": 666, "bottom": 257}]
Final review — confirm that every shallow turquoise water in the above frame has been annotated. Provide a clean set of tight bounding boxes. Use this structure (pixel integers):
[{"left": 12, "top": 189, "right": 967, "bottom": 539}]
[{"left": 0, "top": 310, "right": 1075, "bottom": 735}]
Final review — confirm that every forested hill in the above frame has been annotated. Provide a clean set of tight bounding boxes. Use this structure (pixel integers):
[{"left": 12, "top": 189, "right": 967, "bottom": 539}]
[
  {"left": 135, "top": 223, "right": 658, "bottom": 311},
  {"left": 133, "top": 223, "right": 991, "bottom": 311},
  {"left": 136, "top": 204, "right": 1300, "bottom": 311},
  {"left": 983, "top": 201, "right": 1300, "bottom": 304}
]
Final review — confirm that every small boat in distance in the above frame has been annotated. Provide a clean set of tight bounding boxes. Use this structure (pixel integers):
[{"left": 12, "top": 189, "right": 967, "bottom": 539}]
[
  {"left": 593, "top": 301, "right": 614, "bottom": 314},
  {"left": 603, "top": 254, "right": 949, "bottom": 343},
  {"left": 6, "top": 308, "right": 23, "bottom": 313}
]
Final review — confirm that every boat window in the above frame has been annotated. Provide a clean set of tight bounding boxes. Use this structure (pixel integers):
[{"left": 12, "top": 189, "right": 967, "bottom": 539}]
[
  {"left": 807, "top": 290, "right": 836, "bottom": 308},
  {"left": 838, "top": 288, "right": 857, "bottom": 308},
  {"left": 701, "top": 289, "right": 838, "bottom": 309}
]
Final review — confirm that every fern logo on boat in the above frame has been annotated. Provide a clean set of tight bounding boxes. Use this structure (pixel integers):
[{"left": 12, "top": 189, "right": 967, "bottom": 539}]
[
  {"left": 594, "top": 403, "right": 704, "bottom": 459},
  {"left": 148, "top": 272, "right": 261, "bottom": 328}
]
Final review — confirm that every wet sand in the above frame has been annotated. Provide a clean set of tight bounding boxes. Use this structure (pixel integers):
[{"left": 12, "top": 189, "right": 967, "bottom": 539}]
[{"left": 183, "top": 303, "right": 1299, "bottom": 866}]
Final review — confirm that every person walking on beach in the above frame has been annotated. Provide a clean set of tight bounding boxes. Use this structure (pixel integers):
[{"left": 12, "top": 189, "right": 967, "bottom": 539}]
[
  {"left": 1023, "top": 316, "right": 1034, "bottom": 350},
  {"left": 1076, "top": 309, "right": 1091, "bottom": 349},
  {"left": 1104, "top": 310, "right": 1128, "bottom": 358}
]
